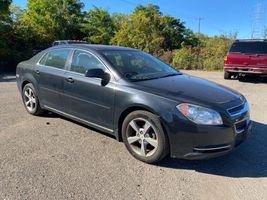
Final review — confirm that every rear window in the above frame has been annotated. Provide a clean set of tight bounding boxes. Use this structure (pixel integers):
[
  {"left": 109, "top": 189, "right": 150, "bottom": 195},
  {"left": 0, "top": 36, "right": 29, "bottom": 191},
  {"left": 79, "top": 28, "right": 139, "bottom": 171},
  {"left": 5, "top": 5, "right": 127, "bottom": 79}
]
[
  {"left": 40, "top": 49, "right": 70, "bottom": 69},
  {"left": 258, "top": 42, "right": 267, "bottom": 54},
  {"left": 229, "top": 42, "right": 267, "bottom": 54}
]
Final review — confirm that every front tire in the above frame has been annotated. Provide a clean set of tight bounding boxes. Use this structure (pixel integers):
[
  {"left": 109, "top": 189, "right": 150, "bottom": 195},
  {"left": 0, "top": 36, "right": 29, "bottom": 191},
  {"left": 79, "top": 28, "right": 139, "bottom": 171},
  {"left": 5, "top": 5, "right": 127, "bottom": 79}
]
[
  {"left": 122, "top": 110, "right": 169, "bottom": 164},
  {"left": 22, "top": 83, "right": 44, "bottom": 115}
]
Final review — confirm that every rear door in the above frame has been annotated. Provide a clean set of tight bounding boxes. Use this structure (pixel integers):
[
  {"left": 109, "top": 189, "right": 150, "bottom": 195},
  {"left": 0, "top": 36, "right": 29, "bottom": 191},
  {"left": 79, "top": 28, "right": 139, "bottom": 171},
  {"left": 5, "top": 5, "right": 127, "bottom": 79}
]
[{"left": 37, "top": 48, "right": 71, "bottom": 111}]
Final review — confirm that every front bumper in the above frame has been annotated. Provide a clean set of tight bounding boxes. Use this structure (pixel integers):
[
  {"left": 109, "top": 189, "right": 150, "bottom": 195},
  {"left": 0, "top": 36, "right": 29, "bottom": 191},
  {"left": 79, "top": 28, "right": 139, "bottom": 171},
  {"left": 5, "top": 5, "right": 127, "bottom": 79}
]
[
  {"left": 166, "top": 102, "right": 252, "bottom": 160},
  {"left": 182, "top": 121, "right": 251, "bottom": 160}
]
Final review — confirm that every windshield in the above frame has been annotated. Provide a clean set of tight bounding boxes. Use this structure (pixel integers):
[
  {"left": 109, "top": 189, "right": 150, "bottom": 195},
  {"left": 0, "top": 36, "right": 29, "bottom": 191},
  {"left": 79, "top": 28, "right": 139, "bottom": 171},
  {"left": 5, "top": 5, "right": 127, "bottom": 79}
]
[{"left": 100, "top": 50, "right": 180, "bottom": 81}]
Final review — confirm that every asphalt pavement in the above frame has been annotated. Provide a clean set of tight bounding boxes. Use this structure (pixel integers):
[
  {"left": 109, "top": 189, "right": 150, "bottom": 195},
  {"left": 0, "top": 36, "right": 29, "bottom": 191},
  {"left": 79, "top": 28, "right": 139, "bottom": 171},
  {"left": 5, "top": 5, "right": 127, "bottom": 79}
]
[{"left": 0, "top": 71, "right": 266, "bottom": 200}]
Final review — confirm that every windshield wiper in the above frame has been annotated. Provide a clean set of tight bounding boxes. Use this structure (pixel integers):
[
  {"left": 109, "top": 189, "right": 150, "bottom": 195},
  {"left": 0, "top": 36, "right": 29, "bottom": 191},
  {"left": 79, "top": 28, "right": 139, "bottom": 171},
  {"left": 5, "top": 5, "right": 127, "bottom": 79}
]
[{"left": 160, "top": 73, "right": 181, "bottom": 78}]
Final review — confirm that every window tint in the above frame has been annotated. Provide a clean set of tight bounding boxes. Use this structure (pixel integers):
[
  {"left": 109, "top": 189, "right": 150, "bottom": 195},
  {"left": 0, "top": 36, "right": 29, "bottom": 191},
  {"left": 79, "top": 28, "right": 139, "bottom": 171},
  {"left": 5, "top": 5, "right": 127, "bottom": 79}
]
[
  {"left": 229, "top": 42, "right": 257, "bottom": 54},
  {"left": 41, "top": 49, "right": 70, "bottom": 69},
  {"left": 70, "top": 50, "right": 105, "bottom": 74},
  {"left": 229, "top": 42, "right": 267, "bottom": 54},
  {"left": 258, "top": 42, "right": 267, "bottom": 54},
  {"left": 39, "top": 53, "right": 48, "bottom": 65}
]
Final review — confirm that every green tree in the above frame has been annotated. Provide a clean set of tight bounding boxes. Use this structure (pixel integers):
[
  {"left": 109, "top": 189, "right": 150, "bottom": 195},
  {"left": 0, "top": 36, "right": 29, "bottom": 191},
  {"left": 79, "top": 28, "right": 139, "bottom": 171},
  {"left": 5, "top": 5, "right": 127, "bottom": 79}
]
[
  {"left": 0, "top": 0, "right": 12, "bottom": 65},
  {"left": 160, "top": 15, "right": 197, "bottom": 50},
  {"left": 9, "top": 4, "right": 23, "bottom": 24},
  {"left": 112, "top": 4, "right": 198, "bottom": 55},
  {"left": 112, "top": 4, "right": 164, "bottom": 55},
  {"left": 0, "top": 0, "right": 11, "bottom": 22},
  {"left": 19, "top": 0, "right": 84, "bottom": 46},
  {"left": 82, "top": 6, "right": 115, "bottom": 44},
  {"left": 112, "top": 12, "right": 126, "bottom": 32}
]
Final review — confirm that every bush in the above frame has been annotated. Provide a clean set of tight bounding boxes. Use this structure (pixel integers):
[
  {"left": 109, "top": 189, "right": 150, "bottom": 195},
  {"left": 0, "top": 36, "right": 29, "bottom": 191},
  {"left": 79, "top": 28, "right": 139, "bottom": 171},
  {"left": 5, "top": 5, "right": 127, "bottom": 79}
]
[
  {"left": 172, "top": 47, "right": 198, "bottom": 70},
  {"left": 171, "top": 35, "right": 233, "bottom": 71},
  {"left": 158, "top": 51, "right": 173, "bottom": 64}
]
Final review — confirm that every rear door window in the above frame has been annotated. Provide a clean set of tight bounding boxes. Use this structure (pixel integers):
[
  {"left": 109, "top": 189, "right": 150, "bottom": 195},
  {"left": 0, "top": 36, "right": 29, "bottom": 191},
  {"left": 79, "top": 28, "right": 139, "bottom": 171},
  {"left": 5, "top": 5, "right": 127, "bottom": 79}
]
[{"left": 40, "top": 49, "right": 71, "bottom": 69}]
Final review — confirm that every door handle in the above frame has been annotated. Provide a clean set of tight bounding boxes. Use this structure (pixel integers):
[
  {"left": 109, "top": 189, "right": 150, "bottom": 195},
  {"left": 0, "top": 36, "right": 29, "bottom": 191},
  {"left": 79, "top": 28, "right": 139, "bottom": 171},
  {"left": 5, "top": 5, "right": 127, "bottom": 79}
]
[
  {"left": 66, "top": 77, "right": 74, "bottom": 83},
  {"left": 35, "top": 70, "right": 40, "bottom": 75}
]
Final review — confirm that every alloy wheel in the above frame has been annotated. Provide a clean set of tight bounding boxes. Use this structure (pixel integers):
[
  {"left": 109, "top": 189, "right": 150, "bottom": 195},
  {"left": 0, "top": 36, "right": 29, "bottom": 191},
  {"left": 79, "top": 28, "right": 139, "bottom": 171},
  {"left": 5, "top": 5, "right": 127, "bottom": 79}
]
[
  {"left": 126, "top": 118, "right": 158, "bottom": 157},
  {"left": 24, "top": 88, "right": 36, "bottom": 112}
]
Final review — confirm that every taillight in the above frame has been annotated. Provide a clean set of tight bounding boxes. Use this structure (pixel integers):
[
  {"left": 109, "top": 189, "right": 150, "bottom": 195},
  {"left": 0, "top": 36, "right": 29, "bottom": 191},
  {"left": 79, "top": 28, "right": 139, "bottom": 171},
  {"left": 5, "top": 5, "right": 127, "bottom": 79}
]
[{"left": 224, "top": 54, "right": 228, "bottom": 66}]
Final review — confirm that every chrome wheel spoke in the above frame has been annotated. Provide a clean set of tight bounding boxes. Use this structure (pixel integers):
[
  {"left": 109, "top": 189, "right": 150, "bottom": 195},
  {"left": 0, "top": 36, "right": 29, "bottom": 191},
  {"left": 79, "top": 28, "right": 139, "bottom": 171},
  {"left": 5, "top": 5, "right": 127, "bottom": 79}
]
[
  {"left": 31, "top": 98, "right": 36, "bottom": 103},
  {"left": 24, "top": 91, "right": 30, "bottom": 99},
  {"left": 129, "top": 120, "right": 139, "bottom": 132},
  {"left": 26, "top": 100, "right": 31, "bottom": 106},
  {"left": 29, "top": 89, "right": 33, "bottom": 97},
  {"left": 140, "top": 140, "right": 146, "bottom": 156},
  {"left": 127, "top": 136, "right": 140, "bottom": 144},
  {"left": 143, "top": 121, "right": 151, "bottom": 134},
  {"left": 30, "top": 101, "right": 34, "bottom": 110},
  {"left": 145, "top": 137, "right": 158, "bottom": 148}
]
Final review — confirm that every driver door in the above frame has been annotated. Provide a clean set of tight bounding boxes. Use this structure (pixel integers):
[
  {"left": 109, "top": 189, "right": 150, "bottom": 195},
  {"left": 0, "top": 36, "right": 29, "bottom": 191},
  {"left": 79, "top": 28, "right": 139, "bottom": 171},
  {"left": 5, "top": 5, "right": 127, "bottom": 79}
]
[{"left": 63, "top": 49, "right": 116, "bottom": 131}]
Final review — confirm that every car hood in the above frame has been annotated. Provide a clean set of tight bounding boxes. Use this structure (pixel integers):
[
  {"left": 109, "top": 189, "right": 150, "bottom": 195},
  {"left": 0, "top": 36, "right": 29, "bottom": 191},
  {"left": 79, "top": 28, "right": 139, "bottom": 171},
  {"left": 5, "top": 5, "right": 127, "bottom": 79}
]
[{"left": 133, "top": 74, "right": 242, "bottom": 107}]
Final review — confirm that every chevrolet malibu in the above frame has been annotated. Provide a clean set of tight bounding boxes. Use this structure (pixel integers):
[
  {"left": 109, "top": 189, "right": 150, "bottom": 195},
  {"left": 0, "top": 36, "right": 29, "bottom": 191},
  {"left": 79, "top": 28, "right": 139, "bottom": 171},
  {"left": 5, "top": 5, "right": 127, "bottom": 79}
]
[{"left": 16, "top": 44, "right": 252, "bottom": 163}]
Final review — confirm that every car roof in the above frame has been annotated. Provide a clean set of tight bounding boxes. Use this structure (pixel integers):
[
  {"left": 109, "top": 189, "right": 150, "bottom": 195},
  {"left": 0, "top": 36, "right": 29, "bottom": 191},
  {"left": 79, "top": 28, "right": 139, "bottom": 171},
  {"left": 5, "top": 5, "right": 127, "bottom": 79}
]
[{"left": 47, "top": 44, "right": 138, "bottom": 51}]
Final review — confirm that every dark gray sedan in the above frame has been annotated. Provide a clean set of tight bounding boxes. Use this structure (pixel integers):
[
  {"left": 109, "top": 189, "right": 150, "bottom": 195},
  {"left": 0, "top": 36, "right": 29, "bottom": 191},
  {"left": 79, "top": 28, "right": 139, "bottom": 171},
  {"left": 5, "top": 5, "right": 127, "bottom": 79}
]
[{"left": 16, "top": 44, "right": 252, "bottom": 163}]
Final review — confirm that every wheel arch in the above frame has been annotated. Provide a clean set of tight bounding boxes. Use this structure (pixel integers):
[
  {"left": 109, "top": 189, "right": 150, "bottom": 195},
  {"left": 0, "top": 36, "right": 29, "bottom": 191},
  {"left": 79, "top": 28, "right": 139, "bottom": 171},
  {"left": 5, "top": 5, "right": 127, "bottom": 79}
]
[
  {"left": 20, "top": 74, "right": 41, "bottom": 102},
  {"left": 20, "top": 72, "right": 39, "bottom": 91},
  {"left": 21, "top": 80, "right": 31, "bottom": 91},
  {"left": 116, "top": 104, "right": 169, "bottom": 142}
]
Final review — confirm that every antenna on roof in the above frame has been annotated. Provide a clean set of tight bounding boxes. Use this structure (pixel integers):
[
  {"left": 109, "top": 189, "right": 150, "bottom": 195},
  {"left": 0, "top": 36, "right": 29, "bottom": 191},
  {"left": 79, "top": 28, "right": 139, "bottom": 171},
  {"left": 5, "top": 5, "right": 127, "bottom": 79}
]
[{"left": 251, "top": 3, "right": 263, "bottom": 39}]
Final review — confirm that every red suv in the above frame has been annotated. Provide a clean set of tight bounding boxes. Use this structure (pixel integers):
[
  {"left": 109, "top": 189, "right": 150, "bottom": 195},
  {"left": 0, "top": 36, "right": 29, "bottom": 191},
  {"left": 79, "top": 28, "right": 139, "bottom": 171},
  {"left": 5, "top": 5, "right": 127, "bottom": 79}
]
[{"left": 224, "top": 39, "right": 267, "bottom": 79}]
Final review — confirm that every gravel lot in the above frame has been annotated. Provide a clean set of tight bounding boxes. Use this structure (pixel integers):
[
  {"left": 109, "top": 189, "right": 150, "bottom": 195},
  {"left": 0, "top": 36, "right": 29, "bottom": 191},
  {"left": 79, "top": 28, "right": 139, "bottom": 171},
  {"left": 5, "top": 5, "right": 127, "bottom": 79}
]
[{"left": 0, "top": 71, "right": 266, "bottom": 200}]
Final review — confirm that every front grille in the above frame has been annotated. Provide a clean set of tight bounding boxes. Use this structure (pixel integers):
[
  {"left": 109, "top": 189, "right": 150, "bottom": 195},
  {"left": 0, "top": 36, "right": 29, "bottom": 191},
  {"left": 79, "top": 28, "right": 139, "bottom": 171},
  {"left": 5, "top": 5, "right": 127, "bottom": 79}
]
[
  {"left": 227, "top": 100, "right": 250, "bottom": 134},
  {"left": 228, "top": 103, "right": 245, "bottom": 115},
  {"left": 227, "top": 100, "right": 248, "bottom": 117}
]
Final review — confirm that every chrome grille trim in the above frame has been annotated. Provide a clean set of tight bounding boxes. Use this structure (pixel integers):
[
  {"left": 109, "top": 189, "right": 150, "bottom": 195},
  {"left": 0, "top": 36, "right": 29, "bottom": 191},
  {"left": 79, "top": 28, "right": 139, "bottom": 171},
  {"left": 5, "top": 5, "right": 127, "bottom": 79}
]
[
  {"left": 234, "top": 116, "right": 250, "bottom": 134},
  {"left": 193, "top": 145, "right": 231, "bottom": 151},
  {"left": 227, "top": 100, "right": 248, "bottom": 117}
]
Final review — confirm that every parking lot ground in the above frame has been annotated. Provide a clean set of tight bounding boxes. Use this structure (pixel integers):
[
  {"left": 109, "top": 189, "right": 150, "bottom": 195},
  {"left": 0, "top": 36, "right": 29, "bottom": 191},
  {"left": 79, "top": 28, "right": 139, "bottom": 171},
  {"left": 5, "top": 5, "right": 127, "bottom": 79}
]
[{"left": 0, "top": 71, "right": 266, "bottom": 200}]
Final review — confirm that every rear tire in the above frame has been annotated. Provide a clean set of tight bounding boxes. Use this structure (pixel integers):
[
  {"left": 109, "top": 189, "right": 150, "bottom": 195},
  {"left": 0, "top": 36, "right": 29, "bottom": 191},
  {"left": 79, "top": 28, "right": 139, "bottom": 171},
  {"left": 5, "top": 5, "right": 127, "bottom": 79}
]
[
  {"left": 122, "top": 110, "right": 169, "bottom": 164},
  {"left": 22, "top": 83, "right": 44, "bottom": 115},
  {"left": 224, "top": 71, "right": 231, "bottom": 79}
]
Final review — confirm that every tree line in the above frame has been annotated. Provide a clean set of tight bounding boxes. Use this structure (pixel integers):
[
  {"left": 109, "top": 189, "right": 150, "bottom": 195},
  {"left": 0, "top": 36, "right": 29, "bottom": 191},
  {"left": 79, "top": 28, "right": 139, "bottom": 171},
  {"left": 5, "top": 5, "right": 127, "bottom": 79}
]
[{"left": 0, "top": 0, "right": 236, "bottom": 71}]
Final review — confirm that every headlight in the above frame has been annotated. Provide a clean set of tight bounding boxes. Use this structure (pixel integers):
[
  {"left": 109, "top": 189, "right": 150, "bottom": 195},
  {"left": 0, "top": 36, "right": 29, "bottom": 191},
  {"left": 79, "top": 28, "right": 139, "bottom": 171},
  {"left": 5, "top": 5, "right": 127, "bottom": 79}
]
[{"left": 177, "top": 103, "right": 223, "bottom": 125}]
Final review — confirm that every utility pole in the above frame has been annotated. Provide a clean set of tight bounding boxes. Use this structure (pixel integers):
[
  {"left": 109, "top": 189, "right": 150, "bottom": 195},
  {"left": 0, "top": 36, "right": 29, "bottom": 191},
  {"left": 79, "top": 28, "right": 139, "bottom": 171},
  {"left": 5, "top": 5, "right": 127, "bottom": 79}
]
[
  {"left": 197, "top": 17, "right": 203, "bottom": 34},
  {"left": 196, "top": 17, "right": 203, "bottom": 69},
  {"left": 251, "top": 3, "right": 263, "bottom": 39}
]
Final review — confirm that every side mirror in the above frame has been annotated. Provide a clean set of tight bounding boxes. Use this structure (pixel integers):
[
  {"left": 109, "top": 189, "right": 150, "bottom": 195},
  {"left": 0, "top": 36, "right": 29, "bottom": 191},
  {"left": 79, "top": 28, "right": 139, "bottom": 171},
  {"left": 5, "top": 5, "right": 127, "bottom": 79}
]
[
  {"left": 85, "top": 68, "right": 110, "bottom": 85},
  {"left": 85, "top": 68, "right": 105, "bottom": 78}
]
